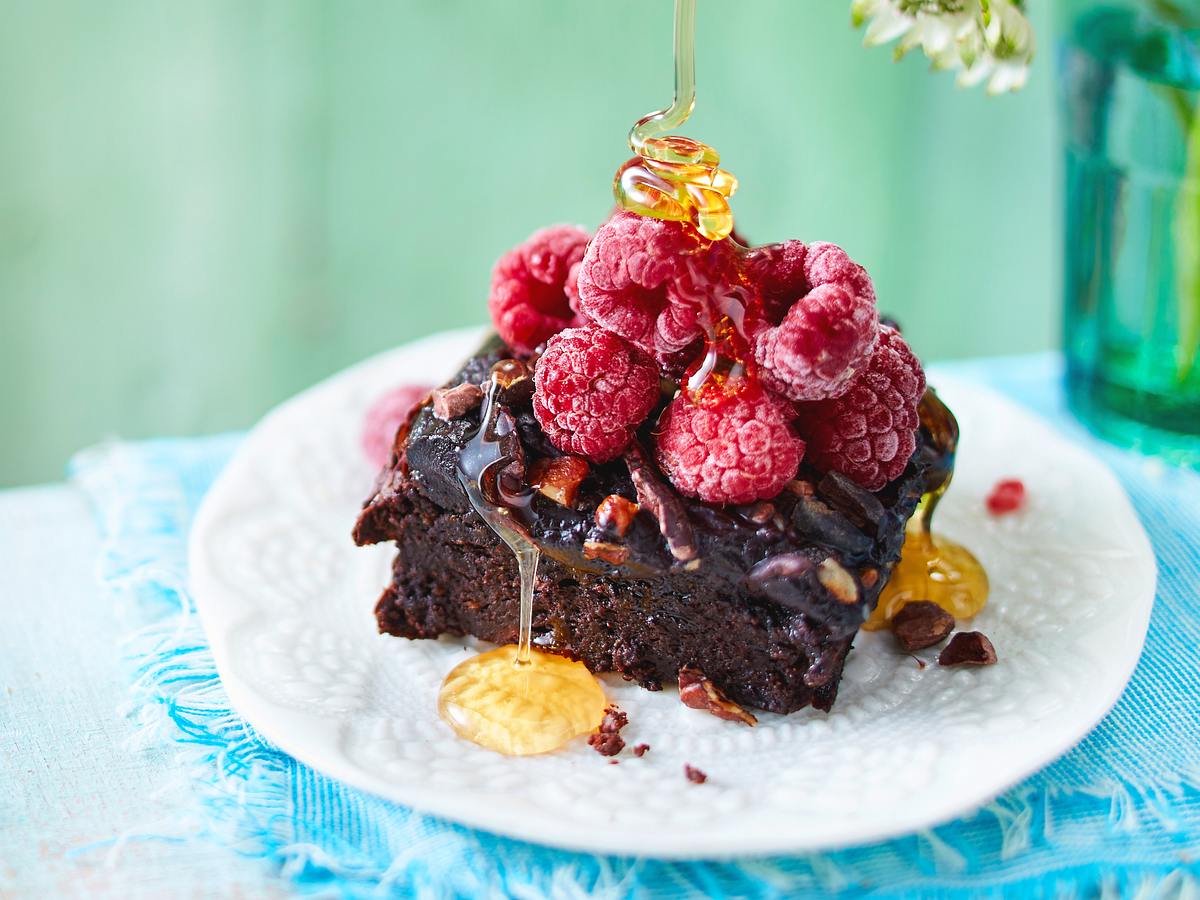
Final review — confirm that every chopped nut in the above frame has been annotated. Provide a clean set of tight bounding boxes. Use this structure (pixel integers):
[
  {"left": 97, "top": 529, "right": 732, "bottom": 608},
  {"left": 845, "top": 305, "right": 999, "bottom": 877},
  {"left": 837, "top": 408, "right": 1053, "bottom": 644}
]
[
  {"left": 490, "top": 358, "right": 534, "bottom": 405},
  {"left": 631, "top": 743, "right": 650, "bottom": 757},
  {"left": 596, "top": 495, "right": 638, "bottom": 537},
  {"left": 431, "top": 383, "right": 483, "bottom": 420},
  {"left": 583, "top": 540, "right": 629, "bottom": 565},
  {"left": 748, "top": 552, "right": 813, "bottom": 583},
  {"left": 737, "top": 501, "right": 775, "bottom": 525},
  {"left": 528, "top": 456, "right": 589, "bottom": 507},
  {"left": 684, "top": 764, "right": 708, "bottom": 784},
  {"left": 785, "top": 479, "right": 816, "bottom": 497},
  {"left": 623, "top": 442, "right": 697, "bottom": 562},
  {"left": 891, "top": 601, "right": 955, "bottom": 651},
  {"left": 817, "top": 558, "right": 860, "bottom": 606},
  {"left": 938, "top": 631, "right": 998, "bottom": 667},
  {"left": 678, "top": 667, "right": 757, "bottom": 726},
  {"left": 588, "top": 732, "right": 625, "bottom": 756},
  {"left": 861, "top": 568, "right": 879, "bottom": 588}
]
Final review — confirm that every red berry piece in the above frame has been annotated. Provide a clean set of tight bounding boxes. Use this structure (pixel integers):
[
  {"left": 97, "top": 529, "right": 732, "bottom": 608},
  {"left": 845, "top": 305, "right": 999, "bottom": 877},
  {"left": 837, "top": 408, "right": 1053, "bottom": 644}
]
[
  {"left": 488, "top": 225, "right": 591, "bottom": 355},
  {"left": 531, "top": 324, "right": 660, "bottom": 463},
  {"left": 747, "top": 241, "right": 880, "bottom": 402},
  {"left": 794, "top": 325, "right": 926, "bottom": 492},
  {"left": 654, "top": 390, "right": 804, "bottom": 504},
  {"left": 986, "top": 478, "right": 1026, "bottom": 515},
  {"left": 575, "top": 212, "right": 743, "bottom": 373},
  {"left": 361, "top": 384, "right": 431, "bottom": 469}
]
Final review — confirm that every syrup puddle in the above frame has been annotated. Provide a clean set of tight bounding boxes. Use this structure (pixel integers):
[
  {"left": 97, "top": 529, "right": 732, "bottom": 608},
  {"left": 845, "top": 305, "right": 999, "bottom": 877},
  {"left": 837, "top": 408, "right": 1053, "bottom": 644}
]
[{"left": 436, "top": 376, "right": 605, "bottom": 756}]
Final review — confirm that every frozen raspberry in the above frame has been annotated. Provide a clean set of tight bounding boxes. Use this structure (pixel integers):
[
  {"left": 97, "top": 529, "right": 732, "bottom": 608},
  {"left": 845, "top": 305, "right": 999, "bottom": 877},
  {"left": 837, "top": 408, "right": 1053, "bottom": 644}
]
[
  {"left": 532, "top": 324, "right": 660, "bottom": 463},
  {"left": 747, "top": 241, "right": 880, "bottom": 402},
  {"left": 360, "top": 383, "right": 431, "bottom": 468},
  {"left": 793, "top": 325, "right": 926, "bottom": 491},
  {"left": 488, "top": 225, "right": 591, "bottom": 355},
  {"left": 654, "top": 390, "right": 804, "bottom": 504},
  {"left": 575, "top": 211, "right": 742, "bottom": 372},
  {"left": 986, "top": 478, "right": 1026, "bottom": 515}
]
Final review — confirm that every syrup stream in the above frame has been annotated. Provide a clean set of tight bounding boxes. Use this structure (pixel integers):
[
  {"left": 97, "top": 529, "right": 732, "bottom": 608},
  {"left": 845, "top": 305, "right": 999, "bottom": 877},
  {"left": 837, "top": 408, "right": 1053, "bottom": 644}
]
[{"left": 437, "top": 377, "right": 605, "bottom": 756}]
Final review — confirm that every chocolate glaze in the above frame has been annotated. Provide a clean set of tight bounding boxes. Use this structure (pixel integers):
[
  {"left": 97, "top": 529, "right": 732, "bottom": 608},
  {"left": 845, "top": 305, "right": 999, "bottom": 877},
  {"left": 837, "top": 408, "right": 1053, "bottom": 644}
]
[{"left": 354, "top": 335, "right": 949, "bottom": 713}]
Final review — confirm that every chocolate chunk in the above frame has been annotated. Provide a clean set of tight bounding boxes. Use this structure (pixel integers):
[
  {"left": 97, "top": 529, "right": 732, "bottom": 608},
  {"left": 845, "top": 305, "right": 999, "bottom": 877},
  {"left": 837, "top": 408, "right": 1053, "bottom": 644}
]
[
  {"left": 790, "top": 493, "right": 873, "bottom": 557},
  {"left": 588, "top": 732, "right": 625, "bottom": 756},
  {"left": 431, "top": 383, "right": 484, "bottom": 421},
  {"left": 938, "top": 631, "right": 998, "bottom": 667},
  {"left": 684, "top": 764, "right": 708, "bottom": 784},
  {"left": 490, "top": 358, "right": 534, "bottom": 405},
  {"left": 817, "top": 471, "right": 886, "bottom": 535},
  {"left": 632, "top": 743, "right": 650, "bottom": 757},
  {"left": 892, "top": 601, "right": 955, "bottom": 651},
  {"left": 623, "top": 442, "right": 697, "bottom": 562},
  {"left": 678, "top": 667, "right": 757, "bottom": 726}
]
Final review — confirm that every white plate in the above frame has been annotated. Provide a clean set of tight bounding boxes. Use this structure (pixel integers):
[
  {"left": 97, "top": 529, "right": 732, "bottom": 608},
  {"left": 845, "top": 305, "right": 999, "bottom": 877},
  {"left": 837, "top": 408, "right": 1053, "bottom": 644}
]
[{"left": 189, "top": 326, "right": 1156, "bottom": 859}]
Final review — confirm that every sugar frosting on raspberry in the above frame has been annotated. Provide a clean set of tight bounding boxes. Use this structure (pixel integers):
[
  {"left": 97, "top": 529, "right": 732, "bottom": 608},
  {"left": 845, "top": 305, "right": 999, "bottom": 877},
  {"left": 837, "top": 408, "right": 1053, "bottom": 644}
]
[
  {"left": 748, "top": 241, "right": 880, "bottom": 402},
  {"left": 793, "top": 325, "right": 925, "bottom": 491},
  {"left": 489, "top": 225, "right": 591, "bottom": 355},
  {"left": 654, "top": 390, "right": 804, "bottom": 504},
  {"left": 532, "top": 324, "right": 661, "bottom": 463}
]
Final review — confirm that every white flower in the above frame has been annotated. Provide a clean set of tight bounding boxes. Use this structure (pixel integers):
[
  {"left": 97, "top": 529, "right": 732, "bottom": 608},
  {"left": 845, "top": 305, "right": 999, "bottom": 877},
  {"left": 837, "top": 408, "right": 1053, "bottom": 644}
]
[{"left": 852, "top": 0, "right": 1035, "bottom": 94}]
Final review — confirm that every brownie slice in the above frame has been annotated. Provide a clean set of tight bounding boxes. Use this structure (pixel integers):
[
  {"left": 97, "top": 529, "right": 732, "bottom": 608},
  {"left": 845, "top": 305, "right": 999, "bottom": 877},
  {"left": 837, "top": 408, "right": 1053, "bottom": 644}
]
[{"left": 354, "top": 336, "right": 945, "bottom": 714}]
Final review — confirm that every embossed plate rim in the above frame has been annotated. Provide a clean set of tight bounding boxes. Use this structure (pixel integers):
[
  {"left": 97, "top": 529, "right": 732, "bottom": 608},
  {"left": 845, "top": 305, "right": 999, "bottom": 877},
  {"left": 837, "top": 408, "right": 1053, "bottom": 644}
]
[{"left": 190, "top": 326, "right": 1156, "bottom": 859}]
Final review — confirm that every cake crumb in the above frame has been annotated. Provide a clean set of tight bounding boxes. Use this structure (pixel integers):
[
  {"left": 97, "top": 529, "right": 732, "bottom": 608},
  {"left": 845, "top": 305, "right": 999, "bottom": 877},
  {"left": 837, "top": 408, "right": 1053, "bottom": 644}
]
[
  {"left": 632, "top": 743, "right": 650, "bottom": 757},
  {"left": 599, "top": 705, "right": 628, "bottom": 734},
  {"left": 588, "top": 732, "right": 625, "bottom": 757},
  {"left": 684, "top": 764, "right": 707, "bottom": 784},
  {"left": 589, "top": 704, "right": 629, "bottom": 757}
]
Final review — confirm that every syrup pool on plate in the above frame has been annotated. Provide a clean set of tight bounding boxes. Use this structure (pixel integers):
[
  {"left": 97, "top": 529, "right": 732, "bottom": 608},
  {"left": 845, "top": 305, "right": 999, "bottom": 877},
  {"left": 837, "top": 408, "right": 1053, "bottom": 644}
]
[
  {"left": 436, "top": 376, "right": 606, "bottom": 756},
  {"left": 865, "top": 389, "right": 990, "bottom": 630}
]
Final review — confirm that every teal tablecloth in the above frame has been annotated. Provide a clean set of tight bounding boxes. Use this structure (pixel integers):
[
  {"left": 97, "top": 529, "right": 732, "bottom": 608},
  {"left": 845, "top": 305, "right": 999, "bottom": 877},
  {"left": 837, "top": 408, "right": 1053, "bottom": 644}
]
[{"left": 57, "top": 354, "right": 1200, "bottom": 897}]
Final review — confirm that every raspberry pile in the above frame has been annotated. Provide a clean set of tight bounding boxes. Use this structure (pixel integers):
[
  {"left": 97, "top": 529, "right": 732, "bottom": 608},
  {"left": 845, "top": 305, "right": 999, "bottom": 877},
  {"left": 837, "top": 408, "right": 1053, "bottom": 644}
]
[{"left": 487, "top": 213, "right": 927, "bottom": 504}]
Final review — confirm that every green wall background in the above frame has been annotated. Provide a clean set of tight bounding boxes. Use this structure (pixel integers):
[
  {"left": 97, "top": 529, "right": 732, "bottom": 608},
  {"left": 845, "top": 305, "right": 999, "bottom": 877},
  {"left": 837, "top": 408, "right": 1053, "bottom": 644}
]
[{"left": 0, "top": 0, "right": 1058, "bottom": 487}]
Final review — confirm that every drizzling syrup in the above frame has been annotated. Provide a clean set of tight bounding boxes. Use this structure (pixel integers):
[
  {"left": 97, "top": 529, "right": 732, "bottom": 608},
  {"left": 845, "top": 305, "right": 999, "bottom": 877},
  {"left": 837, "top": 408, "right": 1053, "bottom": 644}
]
[
  {"left": 864, "top": 389, "right": 989, "bottom": 630},
  {"left": 614, "top": 0, "right": 738, "bottom": 241},
  {"left": 436, "top": 377, "right": 606, "bottom": 755}
]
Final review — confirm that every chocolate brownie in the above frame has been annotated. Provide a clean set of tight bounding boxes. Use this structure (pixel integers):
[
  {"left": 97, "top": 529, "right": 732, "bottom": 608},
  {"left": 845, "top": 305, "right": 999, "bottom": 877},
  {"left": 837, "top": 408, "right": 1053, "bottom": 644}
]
[{"left": 354, "top": 336, "right": 947, "bottom": 714}]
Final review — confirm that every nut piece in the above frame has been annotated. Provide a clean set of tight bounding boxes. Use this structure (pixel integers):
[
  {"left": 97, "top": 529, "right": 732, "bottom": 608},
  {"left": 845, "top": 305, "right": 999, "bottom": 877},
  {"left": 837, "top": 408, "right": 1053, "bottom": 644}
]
[
  {"left": 891, "top": 601, "right": 955, "bottom": 652},
  {"left": 677, "top": 667, "right": 757, "bottom": 726},
  {"left": 623, "top": 442, "right": 698, "bottom": 562},
  {"left": 748, "top": 552, "right": 813, "bottom": 583},
  {"left": 528, "top": 456, "right": 589, "bottom": 507},
  {"left": 938, "top": 631, "right": 998, "bottom": 667},
  {"left": 683, "top": 764, "right": 708, "bottom": 784},
  {"left": 583, "top": 540, "right": 629, "bottom": 566},
  {"left": 817, "top": 558, "right": 860, "bottom": 606},
  {"left": 595, "top": 494, "right": 638, "bottom": 536},
  {"left": 431, "top": 383, "right": 484, "bottom": 420},
  {"left": 490, "top": 358, "right": 534, "bottom": 405},
  {"left": 737, "top": 501, "right": 775, "bottom": 525}
]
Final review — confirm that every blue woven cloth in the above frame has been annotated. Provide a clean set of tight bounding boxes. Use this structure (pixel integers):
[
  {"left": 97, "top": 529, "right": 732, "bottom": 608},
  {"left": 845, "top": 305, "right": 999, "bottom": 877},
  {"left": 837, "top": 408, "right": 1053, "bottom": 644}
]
[{"left": 70, "top": 354, "right": 1200, "bottom": 898}]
